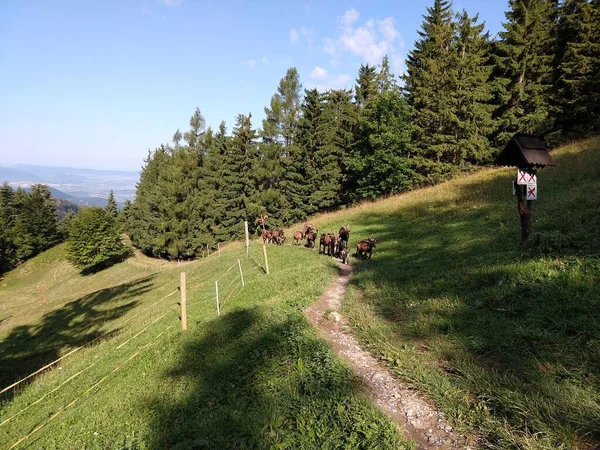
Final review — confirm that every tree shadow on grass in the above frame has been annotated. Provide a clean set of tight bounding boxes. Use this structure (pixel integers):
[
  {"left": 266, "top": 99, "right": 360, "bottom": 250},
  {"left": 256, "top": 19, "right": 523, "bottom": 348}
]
[
  {"left": 0, "top": 275, "right": 155, "bottom": 399},
  {"left": 143, "top": 307, "right": 407, "bottom": 450},
  {"left": 344, "top": 152, "right": 600, "bottom": 446},
  {"left": 79, "top": 249, "right": 133, "bottom": 276}
]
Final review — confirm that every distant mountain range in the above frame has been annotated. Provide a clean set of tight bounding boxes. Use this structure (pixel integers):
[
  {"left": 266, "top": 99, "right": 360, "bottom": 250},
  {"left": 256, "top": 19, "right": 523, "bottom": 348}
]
[{"left": 0, "top": 164, "right": 139, "bottom": 207}]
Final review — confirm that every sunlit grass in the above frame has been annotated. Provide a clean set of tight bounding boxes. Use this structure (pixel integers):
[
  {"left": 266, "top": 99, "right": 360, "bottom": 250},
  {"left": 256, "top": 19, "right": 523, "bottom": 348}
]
[
  {"left": 0, "top": 240, "right": 412, "bottom": 449},
  {"left": 307, "top": 137, "right": 600, "bottom": 449}
]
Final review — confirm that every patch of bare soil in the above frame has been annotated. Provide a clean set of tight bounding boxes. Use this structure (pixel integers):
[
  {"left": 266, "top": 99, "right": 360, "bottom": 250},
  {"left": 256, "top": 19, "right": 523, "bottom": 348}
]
[{"left": 305, "top": 262, "right": 476, "bottom": 450}]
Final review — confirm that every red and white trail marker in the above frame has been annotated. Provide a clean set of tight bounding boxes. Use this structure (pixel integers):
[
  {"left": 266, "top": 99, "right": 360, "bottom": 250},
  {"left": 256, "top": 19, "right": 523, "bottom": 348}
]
[
  {"left": 517, "top": 168, "right": 528, "bottom": 185},
  {"left": 527, "top": 184, "right": 537, "bottom": 200}
]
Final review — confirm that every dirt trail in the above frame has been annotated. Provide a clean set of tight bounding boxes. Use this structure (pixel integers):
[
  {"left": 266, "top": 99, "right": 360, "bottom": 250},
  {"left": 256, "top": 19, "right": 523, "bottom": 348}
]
[{"left": 305, "top": 262, "right": 475, "bottom": 450}]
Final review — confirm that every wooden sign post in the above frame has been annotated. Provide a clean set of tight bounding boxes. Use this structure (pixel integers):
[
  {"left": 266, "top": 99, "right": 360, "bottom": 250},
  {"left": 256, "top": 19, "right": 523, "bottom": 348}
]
[
  {"left": 515, "top": 168, "right": 536, "bottom": 241},
  {"left": 496, "top": 135, "right": 556, "bottom": 243}
]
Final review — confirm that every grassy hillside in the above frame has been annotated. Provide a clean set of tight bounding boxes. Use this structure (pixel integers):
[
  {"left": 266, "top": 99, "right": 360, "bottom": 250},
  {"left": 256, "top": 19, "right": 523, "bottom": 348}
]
[
  {"left": 302, "top": 137, "right": 600, "bottom": 449},
  {"left": 0, "top": 242, "right": 411, "bottom": 448},
  {"left": 2, "top": 137, "right": 598, "bottom": 449}
]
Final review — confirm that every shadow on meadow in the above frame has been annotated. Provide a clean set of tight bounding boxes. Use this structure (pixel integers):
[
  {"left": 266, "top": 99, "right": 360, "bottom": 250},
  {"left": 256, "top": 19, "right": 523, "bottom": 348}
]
[
  {"left": 345, "top": 149, "right": 600, "bottom": 445},
  {"left": 0, "top": 275, "right": 155, "bottom": 398},
  {"left": 144, "top": 307, "right": 408, "bottom": 450}
]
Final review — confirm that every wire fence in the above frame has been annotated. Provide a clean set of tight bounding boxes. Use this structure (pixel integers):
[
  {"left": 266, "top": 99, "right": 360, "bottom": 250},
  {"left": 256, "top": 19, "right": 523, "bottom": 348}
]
[{"left": 0, "top": 224, "right": 282, "bottom": 448}]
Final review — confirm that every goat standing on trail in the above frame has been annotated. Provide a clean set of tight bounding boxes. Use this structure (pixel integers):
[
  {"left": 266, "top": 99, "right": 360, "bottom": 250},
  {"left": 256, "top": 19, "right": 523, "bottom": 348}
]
[
  {"left": 338, "top": 226, "right": 350, "bottom": 248},
  {"left": 261, "top": 229, "right": 273, "bottom": 244},
  {"left": 293, "top": 231, "right": 304, "bottom": 245},
  {"left": 306, "top": 230, "right": 318, "bottom": 248},
  {"left": 320, "top": 233, "right": 337, "bottom": 256},
  {"left": 356, "top": 238, "right": 377, "bottom": 260}
]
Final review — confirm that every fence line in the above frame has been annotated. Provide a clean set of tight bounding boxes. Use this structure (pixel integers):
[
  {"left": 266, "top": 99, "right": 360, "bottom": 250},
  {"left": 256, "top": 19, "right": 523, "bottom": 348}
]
[
  {"left": 3, "top": 236, "right": 266, "bottom": 438},
  {"left": 0, "top": 288, "right": 179, "bottom": 396},
  {"left": 7, "top": 323, "right": 175, "bottom": 450}
]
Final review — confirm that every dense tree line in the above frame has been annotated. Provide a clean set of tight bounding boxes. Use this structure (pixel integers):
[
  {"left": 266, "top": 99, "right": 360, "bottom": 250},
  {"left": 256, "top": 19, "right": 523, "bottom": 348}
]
[
  {"left": 0, "top": 182, "right": 60, "bottom": 273},
  {"left": 123, "top": 0, "right": 598, "bottom": 259}
]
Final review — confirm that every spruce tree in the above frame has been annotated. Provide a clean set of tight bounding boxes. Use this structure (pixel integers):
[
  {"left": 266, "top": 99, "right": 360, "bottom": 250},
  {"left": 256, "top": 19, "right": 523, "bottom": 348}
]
[
  {"left": 25, "top": 184, "right": 59, "bottom": 253},
  {"left": 261, "top": 68, "right": 306, "bottom": 223},
  {"left": 355, "top": 64, "right": 378, "bottom": 107},
  {"left": 298, "top": 88, "right": 324, "bottom": 215},
  {"left": 556, "top": 0, "right": 600, "bottom": 137},
  {"left": 314, "top": 89, "right": 357, "bottom": 209},
  {"left": 106, "top": 190, "right": 118, "bottom": 218},
  {"left": 404, "top": 0, "right": 458, "bottom": 163},
  {"left": 492, "top": 0, "right": 558, "bottom": 147},
  {"left": 454, "top": 10, "right": 496, "bottom": 164},
  {"left": 351, "top": 58, "right": 415, "bottom": 199},
  {"left": 221, "top": 113, "right": 260, "bottom": 236},
  {"left": 67, "top": 207, "right": 127, "bottom": 271}
]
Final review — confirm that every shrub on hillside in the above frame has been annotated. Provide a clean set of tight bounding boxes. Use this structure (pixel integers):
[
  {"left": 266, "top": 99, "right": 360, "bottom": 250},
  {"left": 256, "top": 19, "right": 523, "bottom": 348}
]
[{"left": 67, "top": 207, "right": 128, "bottom": 273}]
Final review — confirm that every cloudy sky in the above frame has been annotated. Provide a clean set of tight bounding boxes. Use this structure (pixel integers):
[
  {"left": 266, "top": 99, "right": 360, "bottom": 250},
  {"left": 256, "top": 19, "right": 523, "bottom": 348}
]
[{"left": 1, "top": 0, "right": 508, "bottom": 170}]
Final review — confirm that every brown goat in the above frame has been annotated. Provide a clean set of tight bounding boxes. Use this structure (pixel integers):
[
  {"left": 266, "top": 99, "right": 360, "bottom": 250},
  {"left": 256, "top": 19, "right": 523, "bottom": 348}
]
[
  {"left": 306, "top": 230, "right": 318, "bottom": 248},
  {"left": 293, "top": 231, "right": 304, "bottom": 245},
  {"left": 356, "top": 238, "right": 376, "bottom": 260}
]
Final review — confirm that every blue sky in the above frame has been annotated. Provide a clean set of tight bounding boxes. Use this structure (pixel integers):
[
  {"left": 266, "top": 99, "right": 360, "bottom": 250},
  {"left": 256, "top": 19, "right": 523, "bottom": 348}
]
[{"left": 0, "top": 0, "right": 508, "bottom": 171}]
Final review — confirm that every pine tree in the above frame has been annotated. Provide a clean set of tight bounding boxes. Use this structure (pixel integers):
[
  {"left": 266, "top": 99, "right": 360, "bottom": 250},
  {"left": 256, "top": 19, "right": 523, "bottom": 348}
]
[
  {"left": 25, "top": 184, "right": 59, "bottom": 253},
  {"left": 298, "top": 88, "right": 324, "bottom": 215},
  {"left": 314, "top": 89, "right": 357, "bottom": 209},
  {"left": 106, "top": 190, "right": 118, "bottom": 218},
  {"left": 350, "top": 59, "right": 415, "bottom": 199},
  {"left": 200, "top": 123, "right": 236, "bottom": 242},
  {"left": 454, "top": 10, "right": 496, "bottom": 164},
  {"left": 67, "top": 207, "right": 127, "bottom": 272},
  {"left": 492, "top": 0, "right": 558, "bottom": 147},
  {"left": 260, "top": 68, "right": 306, "bottom": 224},
  {"left": 556, "top": 0, "right": 600, "bottom": 137},
  {"left": 404, "top": 0, "right": 458, "bottom": 162},
  {"left": 355, "top": 64, "right": 378, "bottom": 107},
  {"left": 221, "top": 113, "right": 260, "bottom": 236}
]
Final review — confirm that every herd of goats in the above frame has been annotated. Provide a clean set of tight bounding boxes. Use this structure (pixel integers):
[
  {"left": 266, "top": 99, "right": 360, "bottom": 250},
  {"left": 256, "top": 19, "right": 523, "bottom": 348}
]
[{"left": 260, "top": 223, "right": 377, "bottom": 264}]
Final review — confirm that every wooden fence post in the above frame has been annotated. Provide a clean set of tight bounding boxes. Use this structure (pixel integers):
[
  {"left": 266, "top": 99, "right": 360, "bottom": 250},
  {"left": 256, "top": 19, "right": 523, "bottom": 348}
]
[
  {"left": 244, "top": 220, "right": 250, "bottom": 257},
  {"left": 207, "top": 244, "right": 210, "bottom": 257},
  {"left": 238, "top": 259, "right": 244, "bottom": 288},
  {"left": 218, "top": 242, "right": 221, "bottom": 256},
  {"left": 262, "top": 243, "right": 270, "bottom": 275},
  {"left": 215, "top": 280, "right": 220, "bottom": 317},
  {"left": 180, "top": 272, "right": 187, "bottom": 331}
]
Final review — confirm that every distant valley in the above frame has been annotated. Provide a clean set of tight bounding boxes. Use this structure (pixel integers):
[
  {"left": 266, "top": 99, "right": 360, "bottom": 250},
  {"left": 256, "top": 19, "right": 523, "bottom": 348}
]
[{"left": 0, "top": 164, "right": 139, "bottom": 207}]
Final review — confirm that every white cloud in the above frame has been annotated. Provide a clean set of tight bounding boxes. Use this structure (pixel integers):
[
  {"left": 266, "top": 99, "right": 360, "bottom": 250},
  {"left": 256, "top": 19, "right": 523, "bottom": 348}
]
[
  {"left": 262, "top": 56, "right": 269, "bottom": 65},
  {"left": 322, "top": 9, "right": 405, "bottom": 68},
  {"left": 341, "top": 9, "right": 359, "bottom": 27},
  {"left": 310, "top": 66, "right": 328, "bottom": 79},
  {"left": 306, "top": 73, "right": 351, "bottom": 92},
  {"left": 243, "top": 59, "right": 257, "bottom": 68},
  {"left": 159, "top": 0, "right": 182, "bottom": 6},
  {"left": 290, "top": 28, "right": 299, "bottom": 45},
  {"left": 378, "top": 17, "right": 399, "bottom": 42}
]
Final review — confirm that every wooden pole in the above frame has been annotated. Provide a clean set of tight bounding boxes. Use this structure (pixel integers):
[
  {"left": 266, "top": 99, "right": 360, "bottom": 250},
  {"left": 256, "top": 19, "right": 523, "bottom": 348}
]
[
  {"left": 218, "top": 242, "right": 220, "bottom": 256},
  {"left": 215, "top": 280, "right": 220, "bottom": 317},
  {"left": 516, "top": 169, "right": 535, "bottom": 241},
  {"left": 180, "top": 272, "right": 187, "bottom": 331},
  {"left": 262, "top": 243, "right": 270, "bottom": 275},
  {"left": 238, "top": 259, "right": 244, "bottom": 288},
  {"left": 244, "top": 220, "right": 250, "bottom": 257},
  {"left": 207, "top": 244, "right": 210, "bottom": 257}
]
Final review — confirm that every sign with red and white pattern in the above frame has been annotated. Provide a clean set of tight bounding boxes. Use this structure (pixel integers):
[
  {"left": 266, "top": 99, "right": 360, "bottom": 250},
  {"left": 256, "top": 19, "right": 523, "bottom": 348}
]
[
  {"left": 517, "top": 169, "right": 537, "bottom": 185},
  {"left": 526, "top": 184, "right": 537, "bottom": 200}
]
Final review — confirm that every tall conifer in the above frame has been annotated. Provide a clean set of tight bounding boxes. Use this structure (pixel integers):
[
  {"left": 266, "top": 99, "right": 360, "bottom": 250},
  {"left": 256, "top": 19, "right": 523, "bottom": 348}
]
[{"left": 492, "top": 0, "right": 558, "bottom": 146}]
